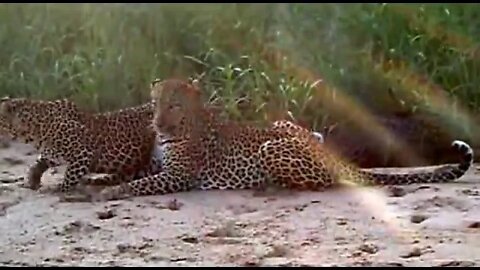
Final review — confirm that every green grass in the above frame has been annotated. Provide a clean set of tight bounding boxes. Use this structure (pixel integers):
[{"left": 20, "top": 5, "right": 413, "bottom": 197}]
[{"left": 1, "top": 3, "right": 480, "bottom": 134}]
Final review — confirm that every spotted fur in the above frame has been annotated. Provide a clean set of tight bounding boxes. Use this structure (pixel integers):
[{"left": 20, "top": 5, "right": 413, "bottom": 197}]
[
  {"left": 98, "top": 79, "right": 474, "bottom": 200},
  {"left": 0, "top": 97, "right": 163, "bottom": 192}
]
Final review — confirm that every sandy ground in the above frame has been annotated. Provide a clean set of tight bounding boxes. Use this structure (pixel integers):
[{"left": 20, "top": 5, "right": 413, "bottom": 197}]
[{"left": 0, "top": 141, "right": 480, "bottom": 266}]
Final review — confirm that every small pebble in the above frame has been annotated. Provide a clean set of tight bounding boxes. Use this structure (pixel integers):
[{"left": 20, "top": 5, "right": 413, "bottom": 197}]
[
  {"left": 438, "top": 260, "right": 475, "bottom": 267},
  {"left": 181, "top": 235, "right": 199, "bottom": 244},
  {"left": 467, "top": 221, "right": 480, "bottom": 228},
  {"left": 243, "top": 258, "right": 260, "bottom": 266},
  {"left": 336, "top": 218, "right": 348, "bottom": 226},
  {"left": 388, "top": 186, "right": 406, "bottom": 197},
  {"left": 359, "top": 243, "right": 379, "bottom": 254},
  {"left": 410, "top": 214, "right": 428, "bottom": 224},
  {"left": 167, "top": 199, "right": 183, "bottom": 211},
  {"left": 294, "top": 204, "right": 307, "bottom": 212},
  {"left": 116, "top": 243, "right": 132, "bottom": 253},
  {"left": 400, "top": 247, "right": 422, "bottom": 258},
  {"left": 97, "top": 209, "right": 116, "bottom": 220},
  {"left": 264, "top": 244, "right": 289, "bottom": 258}
]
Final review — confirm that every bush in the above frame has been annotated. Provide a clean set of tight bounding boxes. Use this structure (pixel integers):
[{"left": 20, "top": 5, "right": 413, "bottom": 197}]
[{"left": 1, "top": 3, "right": 479, "bottom": 135}]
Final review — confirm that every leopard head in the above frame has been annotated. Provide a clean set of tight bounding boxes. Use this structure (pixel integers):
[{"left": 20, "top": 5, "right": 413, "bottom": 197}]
[
  {"left": 149, "top": 78, "right": 204, "bottom": 137},
  {"left": 0, "top": 97, "right": 39, "bottom": 141},
  {"left": 0, "top": 97, "right": 78, "bottom": 144}
]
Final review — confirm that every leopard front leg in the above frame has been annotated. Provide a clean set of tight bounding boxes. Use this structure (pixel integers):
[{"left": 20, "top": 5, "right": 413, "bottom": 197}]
[
  {"left": 57, "top": 148, "right": 95, "bottom": 193},
  {"left": 23, "top": 148, "right": 61, "bottom": 190},
  {"left": 82, "top": 141, "right": 165, "bottom": 188},
  {"left": 32, "top": 119, "right": 96, "bottom": 194},
  {"left": 93, "top": 141, "right": 194, "bottom": 201},
  {"left": 95, "top": 171, "right": 192, "bottom": 201},
  {"left": 82, "top": 147, "right": 164, "bottom": 187}
]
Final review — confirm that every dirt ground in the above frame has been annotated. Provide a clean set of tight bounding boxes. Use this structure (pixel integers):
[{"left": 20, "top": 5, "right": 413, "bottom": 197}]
[{"left": 0, "top": 141, "right": 479, "bottom": 266}]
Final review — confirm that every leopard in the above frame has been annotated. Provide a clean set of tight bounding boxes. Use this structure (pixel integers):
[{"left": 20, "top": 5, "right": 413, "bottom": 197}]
[
  {"left": 96, "top": 79, "right": 474, "bottom": 200},
  {"left": 0, "top": 97, "right": 165, "bottom": 193},
  {"left": 320, "top": 115, "right": 476, "bottom": 168}
]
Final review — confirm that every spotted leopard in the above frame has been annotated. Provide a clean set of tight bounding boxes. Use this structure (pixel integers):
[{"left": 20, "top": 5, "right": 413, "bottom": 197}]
[
  {"left": 97, "top": 79, "right": 474, "bottom": 200},
  {"left": 0, "top": 97, "right": 164, "bottom": 193}
]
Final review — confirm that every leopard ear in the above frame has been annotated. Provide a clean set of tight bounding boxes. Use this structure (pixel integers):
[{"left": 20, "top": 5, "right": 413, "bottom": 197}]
[
  {"left": 150, "top": 78, "right": 162, "bottom": 88},
  {"left": 0, "top": 97, "right": 12, "bottom": 114},
  {"left": 0, "top": 96, "right": 11, "bottom": 103},
  {"left": 150, "top": 79, "right": 164, "bottom": 100},
  {"left": 189, "top": 78, "right": 202, "bottom": 96},
  {"left": 191, "top": 79, "right": 200, "bottom": 89},
  {"left": 191, "top": 71, "right": 206, "bottom": 90}
]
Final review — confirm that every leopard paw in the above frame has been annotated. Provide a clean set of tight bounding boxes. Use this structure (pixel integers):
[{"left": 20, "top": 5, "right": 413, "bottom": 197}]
[
  {"left": 94, "top": 184, "right": 132, "bottom": 202},
  {"left": 24, "top": 168, "right": 43, "bottom": 190}
]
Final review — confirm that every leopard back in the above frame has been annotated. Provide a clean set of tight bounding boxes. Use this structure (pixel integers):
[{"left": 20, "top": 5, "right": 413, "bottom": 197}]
[{"left": 0, "top": 97, "right": 158, "bottom": 176}]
